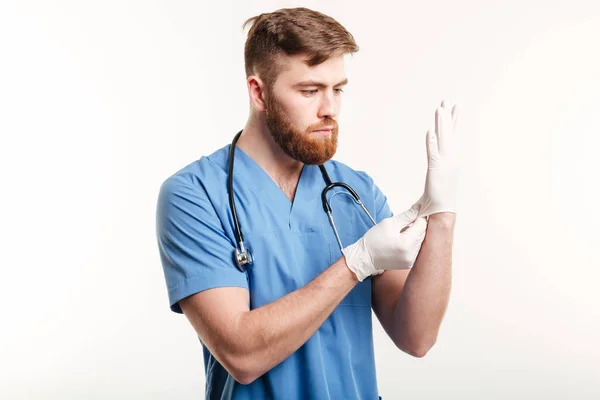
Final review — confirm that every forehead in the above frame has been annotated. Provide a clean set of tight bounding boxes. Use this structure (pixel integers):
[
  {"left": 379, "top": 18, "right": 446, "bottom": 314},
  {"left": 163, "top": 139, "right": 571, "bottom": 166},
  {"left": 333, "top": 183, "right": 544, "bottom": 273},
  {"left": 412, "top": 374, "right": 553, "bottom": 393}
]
[{"left": 276, "top": 53, "right": 346, "bottom": 86}]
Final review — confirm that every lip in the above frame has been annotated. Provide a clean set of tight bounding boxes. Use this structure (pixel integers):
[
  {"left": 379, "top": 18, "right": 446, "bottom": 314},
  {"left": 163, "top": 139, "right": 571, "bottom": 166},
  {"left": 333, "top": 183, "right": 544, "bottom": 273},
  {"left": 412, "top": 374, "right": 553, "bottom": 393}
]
[{"left": 312, "top": 127, "right": 333, "bottom": 133}]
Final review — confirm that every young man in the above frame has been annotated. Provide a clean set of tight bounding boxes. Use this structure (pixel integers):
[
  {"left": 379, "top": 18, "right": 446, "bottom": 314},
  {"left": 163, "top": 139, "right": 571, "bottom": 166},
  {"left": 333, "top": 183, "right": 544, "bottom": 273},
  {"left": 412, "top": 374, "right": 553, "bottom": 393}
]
[{"left": 156, "top": 7, "right": 458, "bottom": 400}]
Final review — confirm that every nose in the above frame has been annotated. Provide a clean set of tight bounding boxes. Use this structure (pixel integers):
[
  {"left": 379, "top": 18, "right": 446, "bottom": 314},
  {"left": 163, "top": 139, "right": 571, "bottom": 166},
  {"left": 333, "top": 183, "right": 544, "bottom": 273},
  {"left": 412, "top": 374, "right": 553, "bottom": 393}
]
[{"left": 317, "top": 90, "right": 338, "bottom": 120}]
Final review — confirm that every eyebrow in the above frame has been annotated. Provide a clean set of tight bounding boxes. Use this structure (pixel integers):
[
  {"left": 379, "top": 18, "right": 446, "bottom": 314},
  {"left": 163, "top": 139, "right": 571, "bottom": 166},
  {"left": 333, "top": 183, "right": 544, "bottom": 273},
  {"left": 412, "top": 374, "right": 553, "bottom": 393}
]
[{"left": 293, "top": 78, "right": 349, "bottom": 88}]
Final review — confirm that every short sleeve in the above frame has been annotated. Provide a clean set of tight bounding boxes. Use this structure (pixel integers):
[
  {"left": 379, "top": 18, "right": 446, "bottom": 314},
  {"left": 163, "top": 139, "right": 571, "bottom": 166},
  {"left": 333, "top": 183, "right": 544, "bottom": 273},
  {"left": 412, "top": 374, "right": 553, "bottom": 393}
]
[{"left": 155, "top": 175, "right": 248, "bottom": 313}]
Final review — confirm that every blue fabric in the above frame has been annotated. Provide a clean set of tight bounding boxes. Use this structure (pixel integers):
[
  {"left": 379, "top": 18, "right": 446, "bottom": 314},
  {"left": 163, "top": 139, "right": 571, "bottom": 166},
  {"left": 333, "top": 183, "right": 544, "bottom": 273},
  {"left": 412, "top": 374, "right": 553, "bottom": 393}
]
[{"left": 156, "top": 143, "right": 393, "bottom": 400}]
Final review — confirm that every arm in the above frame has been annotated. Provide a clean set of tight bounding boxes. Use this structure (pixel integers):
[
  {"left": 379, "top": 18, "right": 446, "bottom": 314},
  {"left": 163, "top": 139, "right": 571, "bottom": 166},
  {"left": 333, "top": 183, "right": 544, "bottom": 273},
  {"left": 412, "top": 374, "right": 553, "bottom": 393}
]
[
  {"left": 371, "top": 100, "right": 460, "bottom": 356},
  {"left": 157, "top": 176, "right": 358, "bottom": 384},
  {"left": 158, "top": 172, "right": 424, "bottom": 384},
  {"left": 372, "top": 212, "right": 455, "bottom": 357},
  {"left": 179, "top": 256, "right": 358, "bottom": 385}
]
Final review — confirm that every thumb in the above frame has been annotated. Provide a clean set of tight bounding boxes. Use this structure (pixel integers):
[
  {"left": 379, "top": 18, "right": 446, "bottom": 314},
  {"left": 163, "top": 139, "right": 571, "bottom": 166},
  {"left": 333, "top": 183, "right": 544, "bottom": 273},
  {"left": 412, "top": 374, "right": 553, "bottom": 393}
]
[
  {"left": 400, "top": 216, "right": 428, "bottom": 238},
  {"left": 426, "top": 128, "right": 439, "bottom": 164},
  {"left": 394, "top": 203, "right": 421, "bottom": 231}
]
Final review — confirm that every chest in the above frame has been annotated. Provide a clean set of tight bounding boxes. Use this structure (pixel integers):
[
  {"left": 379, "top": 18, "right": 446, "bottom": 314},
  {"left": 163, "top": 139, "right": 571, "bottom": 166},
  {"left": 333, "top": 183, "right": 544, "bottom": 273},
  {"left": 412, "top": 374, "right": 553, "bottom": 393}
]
[
  {"left": 239, "top": 187, "right": 375, "bottom": 309},
  {"left": 276, "top": 180, "right": 298, "bottom": 203}
]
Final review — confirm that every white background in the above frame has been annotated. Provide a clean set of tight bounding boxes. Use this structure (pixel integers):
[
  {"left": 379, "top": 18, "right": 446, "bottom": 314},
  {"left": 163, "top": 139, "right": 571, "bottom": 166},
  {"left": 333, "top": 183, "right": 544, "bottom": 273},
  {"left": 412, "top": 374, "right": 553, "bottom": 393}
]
[{"left": 1, "top": 1, "right": 599, "bottom": 399}]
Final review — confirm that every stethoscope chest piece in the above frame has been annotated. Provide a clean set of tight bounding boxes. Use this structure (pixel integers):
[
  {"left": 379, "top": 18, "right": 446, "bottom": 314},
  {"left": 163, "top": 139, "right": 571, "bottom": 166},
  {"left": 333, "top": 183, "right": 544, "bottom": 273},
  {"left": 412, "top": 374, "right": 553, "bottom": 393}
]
[{"left": 234, "top": 245, "right": 253, "bottom": 272}]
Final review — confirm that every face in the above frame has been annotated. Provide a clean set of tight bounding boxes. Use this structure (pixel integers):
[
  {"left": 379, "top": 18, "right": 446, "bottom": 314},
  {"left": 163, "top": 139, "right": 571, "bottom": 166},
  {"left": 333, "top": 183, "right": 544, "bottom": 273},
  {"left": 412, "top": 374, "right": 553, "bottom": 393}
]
[{"left": 263, "top": 54, "right": 347, "bottom": 165}]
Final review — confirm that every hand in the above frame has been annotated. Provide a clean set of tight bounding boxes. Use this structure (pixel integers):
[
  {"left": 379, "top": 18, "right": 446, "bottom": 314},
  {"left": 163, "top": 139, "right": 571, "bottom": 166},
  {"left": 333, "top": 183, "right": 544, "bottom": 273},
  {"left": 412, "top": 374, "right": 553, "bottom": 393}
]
[
  {"left": 342, "top": 204, "right": 428, "bottom": 281},
  {"left": 416, "top": 100, "right": 460, "bottom": 217}
]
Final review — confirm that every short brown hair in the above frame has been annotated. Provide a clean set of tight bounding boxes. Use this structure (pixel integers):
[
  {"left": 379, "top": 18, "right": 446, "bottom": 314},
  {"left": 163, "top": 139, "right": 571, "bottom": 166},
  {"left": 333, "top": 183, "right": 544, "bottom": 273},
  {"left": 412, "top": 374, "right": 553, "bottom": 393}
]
[{"left": 242, "top": 7, "right": 358, "bottom": 87}]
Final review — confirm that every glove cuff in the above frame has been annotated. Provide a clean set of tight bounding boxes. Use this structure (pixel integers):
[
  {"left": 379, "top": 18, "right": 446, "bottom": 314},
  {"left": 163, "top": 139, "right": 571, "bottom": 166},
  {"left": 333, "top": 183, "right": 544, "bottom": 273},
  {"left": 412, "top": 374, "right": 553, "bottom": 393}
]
[
  {"left": 417, "top": 195, "right": 457, "bottom": 218},
  {"left": 342, "top": 239, "right": 375, "bottom": 282}
]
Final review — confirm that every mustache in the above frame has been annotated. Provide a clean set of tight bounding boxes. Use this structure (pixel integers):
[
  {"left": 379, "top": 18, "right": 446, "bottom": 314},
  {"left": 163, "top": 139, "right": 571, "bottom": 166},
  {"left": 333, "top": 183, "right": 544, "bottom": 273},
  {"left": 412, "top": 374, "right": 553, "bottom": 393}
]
[{"left": 307, "top": 119, "right": 338, "bottom": 132}]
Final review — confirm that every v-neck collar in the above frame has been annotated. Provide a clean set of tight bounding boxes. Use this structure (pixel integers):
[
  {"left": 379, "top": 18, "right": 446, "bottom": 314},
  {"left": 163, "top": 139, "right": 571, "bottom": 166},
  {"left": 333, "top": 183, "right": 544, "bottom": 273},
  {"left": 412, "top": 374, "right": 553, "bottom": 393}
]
[{"left": 233, "top": 145, "right": 322, "bottom": 227}]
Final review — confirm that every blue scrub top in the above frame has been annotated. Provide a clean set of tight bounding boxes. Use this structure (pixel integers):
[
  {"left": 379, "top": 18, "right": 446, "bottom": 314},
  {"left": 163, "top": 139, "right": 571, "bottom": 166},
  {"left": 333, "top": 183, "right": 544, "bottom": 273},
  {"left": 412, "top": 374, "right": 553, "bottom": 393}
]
[{"left": 156, "top": 143, "right": 393, "bottom": 400}]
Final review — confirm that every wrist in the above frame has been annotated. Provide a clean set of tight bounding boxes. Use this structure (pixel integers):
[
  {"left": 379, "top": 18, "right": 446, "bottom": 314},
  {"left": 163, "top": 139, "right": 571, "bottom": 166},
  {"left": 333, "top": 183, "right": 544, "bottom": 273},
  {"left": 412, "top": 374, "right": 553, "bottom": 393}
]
[
  {"left": 339, "top": 255, "right": 360, "bottom": 283},
  {"left": 428, "top": 212, "right": 456, "bottom": 228}
]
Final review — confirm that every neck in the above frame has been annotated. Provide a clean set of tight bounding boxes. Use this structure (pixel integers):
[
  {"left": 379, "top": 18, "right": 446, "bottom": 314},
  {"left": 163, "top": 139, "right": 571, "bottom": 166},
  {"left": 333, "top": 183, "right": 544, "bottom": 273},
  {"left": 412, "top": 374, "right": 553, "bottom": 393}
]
[{"left": 236, "top": 116, "right": 304, "bottom": 184}]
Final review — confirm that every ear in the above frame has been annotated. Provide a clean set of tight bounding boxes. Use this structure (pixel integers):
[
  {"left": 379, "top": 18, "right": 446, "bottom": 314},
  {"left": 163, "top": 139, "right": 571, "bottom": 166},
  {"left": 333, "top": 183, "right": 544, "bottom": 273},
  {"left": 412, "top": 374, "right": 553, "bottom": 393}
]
[{"left": 247, "top": 75, "right": 267, "bottom": 112}]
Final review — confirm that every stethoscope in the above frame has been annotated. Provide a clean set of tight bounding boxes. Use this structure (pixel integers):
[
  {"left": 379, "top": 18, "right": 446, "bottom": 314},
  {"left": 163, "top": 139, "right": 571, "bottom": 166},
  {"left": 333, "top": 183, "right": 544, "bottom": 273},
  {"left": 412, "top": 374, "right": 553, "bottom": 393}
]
[{"left": 229, "top": 129, "right": 376, "bottom": 272}]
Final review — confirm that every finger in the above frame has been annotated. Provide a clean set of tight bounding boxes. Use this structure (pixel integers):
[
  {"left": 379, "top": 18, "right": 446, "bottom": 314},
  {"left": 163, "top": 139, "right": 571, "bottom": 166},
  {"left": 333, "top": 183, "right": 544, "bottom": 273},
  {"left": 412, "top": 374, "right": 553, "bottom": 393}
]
[
  {"left": 426, "top": 128, "right": 439, "bottom": 161},
  {"left": 438, "top": 105, "right": 454, "bottom": 154},
  {"left": 452, "top": 103, "right": 460, "bottom": 136},
  {"left": 435, "top": 107, "right": 442, "bottom": 143},
  {"left": 425, "top": 129, "right": 432, "bottom": 160}
]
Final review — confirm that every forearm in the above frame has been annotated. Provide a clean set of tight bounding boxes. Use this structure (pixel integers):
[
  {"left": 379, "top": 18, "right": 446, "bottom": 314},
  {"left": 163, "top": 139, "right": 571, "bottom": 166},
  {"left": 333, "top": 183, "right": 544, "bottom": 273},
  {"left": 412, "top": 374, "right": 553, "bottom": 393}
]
[
  {"left": 233, "top": 257, "right": 358, "bottom": 382},
  {"left": 393, "top": 213, "right": 454, "bottom": 355}
]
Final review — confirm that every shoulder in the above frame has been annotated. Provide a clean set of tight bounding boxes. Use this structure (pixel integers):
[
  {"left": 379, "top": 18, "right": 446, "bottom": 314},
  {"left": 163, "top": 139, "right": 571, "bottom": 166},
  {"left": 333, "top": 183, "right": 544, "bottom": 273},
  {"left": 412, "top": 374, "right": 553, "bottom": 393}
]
[
  {"left": 158, "top": 145, "right": 229, "bottom": 197},
  {"left": 322, "top": 159, "right": 375, "bottom": 189},
  {"left": 156, "top": 144, "right": 231, "bottom": 216},
  {"left": 323, "top": 158, "right": 392, "bottom": 221}
]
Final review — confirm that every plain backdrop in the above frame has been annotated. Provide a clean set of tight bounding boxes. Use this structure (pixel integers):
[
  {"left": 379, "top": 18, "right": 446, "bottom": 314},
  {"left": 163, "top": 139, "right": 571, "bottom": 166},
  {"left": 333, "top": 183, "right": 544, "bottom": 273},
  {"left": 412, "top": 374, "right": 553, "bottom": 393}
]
[{"left": 1, "top": 1, "right": 599, "bottom": 399}]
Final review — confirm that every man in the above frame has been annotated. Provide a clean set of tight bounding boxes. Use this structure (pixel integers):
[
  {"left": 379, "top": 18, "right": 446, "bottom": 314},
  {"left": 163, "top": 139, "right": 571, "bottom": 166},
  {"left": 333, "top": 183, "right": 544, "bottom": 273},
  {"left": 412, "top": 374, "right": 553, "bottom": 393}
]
[{"left": 156, "top": 7, "right": 458, "bottom": 400}]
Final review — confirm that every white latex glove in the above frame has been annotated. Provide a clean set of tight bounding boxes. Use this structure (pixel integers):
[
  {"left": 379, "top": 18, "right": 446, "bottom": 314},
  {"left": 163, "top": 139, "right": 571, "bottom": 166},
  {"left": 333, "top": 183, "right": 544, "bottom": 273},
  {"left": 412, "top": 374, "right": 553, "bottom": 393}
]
[
  {"left": 416, "top": 100, "right": 460, "bottom": 217},
  {"left": 342, "top": 204, "right": 428, "bottom": 281}
]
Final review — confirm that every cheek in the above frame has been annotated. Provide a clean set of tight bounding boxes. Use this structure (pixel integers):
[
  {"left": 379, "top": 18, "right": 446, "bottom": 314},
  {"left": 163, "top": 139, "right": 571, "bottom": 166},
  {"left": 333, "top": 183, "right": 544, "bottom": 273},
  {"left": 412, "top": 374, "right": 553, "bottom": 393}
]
[{"left": 283, "top": 98, "right": 317, "bottom": 125}]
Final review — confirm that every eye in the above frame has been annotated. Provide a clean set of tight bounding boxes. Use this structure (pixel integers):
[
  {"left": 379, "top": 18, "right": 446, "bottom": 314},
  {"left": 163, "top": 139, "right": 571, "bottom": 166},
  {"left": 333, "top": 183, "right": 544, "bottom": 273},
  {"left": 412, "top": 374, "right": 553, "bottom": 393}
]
[
  {"left": 334, "top": 88, "right": 344, "bottom": 95},
  {"left": 301, "top": 89, "right": 318, "bottom": 96}
]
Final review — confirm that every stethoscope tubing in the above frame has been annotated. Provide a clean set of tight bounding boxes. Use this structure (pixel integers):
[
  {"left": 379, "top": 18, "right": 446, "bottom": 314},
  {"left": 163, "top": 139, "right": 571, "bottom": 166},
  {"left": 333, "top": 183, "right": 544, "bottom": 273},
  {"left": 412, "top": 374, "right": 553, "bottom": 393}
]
[{"left": 228, "top": 130, "right": 375, "bottom": 271}]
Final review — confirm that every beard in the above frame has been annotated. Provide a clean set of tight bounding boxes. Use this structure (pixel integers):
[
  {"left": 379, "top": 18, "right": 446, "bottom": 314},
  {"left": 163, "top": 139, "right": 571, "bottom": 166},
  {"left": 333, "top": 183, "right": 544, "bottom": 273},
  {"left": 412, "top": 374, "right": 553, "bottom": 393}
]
[{"left": 264, "top": 92, "right": 338, "bottom": 165}]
